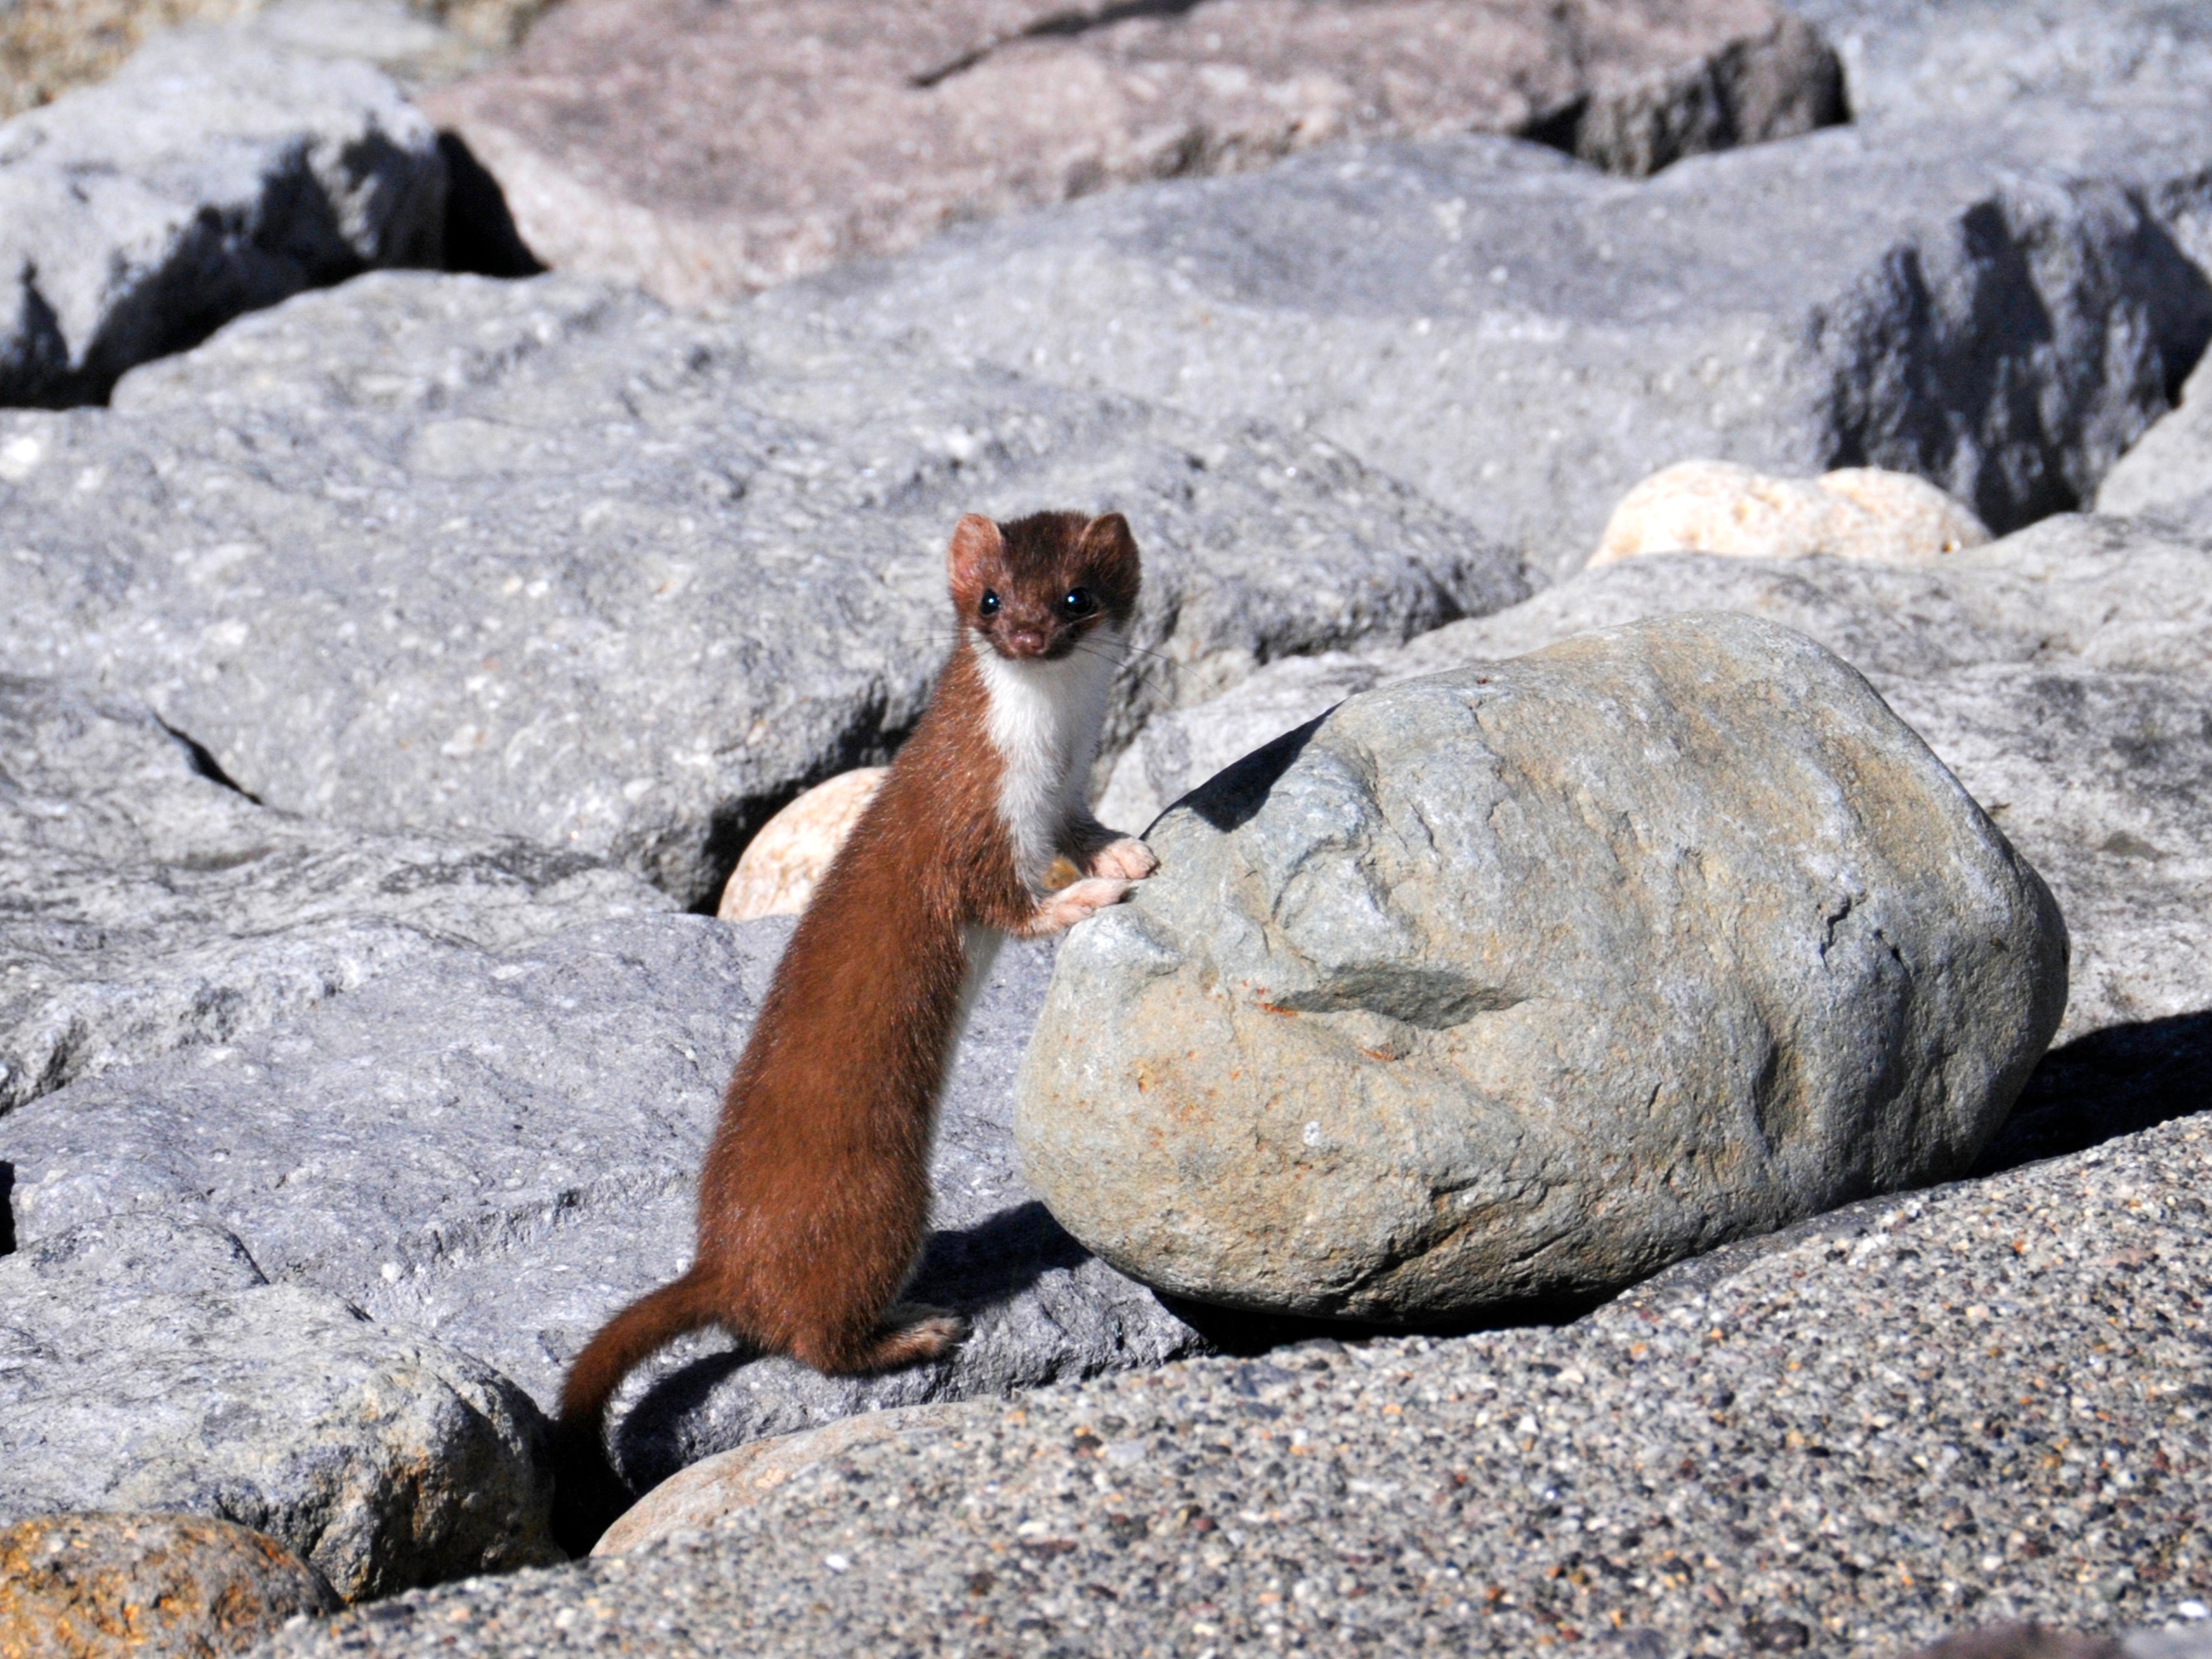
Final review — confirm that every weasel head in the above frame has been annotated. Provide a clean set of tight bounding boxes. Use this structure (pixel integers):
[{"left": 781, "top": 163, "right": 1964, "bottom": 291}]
[{"left": 946, "top": 510, "right": 1141, "bottom": 663}]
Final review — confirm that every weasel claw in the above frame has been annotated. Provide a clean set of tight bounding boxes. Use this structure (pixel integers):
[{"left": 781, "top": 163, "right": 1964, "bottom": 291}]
[{"left": 1089, "top": 837, "right": 1158, "bottom": 881}]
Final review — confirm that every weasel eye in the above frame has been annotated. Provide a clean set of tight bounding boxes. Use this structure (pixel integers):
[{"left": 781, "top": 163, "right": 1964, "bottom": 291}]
[
  {"left": 978, "top": 590, "right": 1000, "bottom": 617},
  {"left": 1060, "top": 586, "right": 1095, "bottom": 618}
]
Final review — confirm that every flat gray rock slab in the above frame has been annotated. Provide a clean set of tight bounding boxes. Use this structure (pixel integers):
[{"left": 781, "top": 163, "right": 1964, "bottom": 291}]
[
  {"left": 0, "top": 269, "right": 1523, "bottom": 905},
  {"left": 0, "top": 27, "right": 446, "bottom": 407},
  {"left": 1023, "top": 613, "right": 2066, "bottom": 1320},
  {"left": 252, "top": 1107, "right": 2212, "bottom": 1654},
  {"left": 1786, "top": 0, "right": 2212, "bottom": 130},
  {"left": 0, "top": 912, "right": 1204, "bottom": 1496},
  {"left": 1108, "top": 516, "right": 2212, "bottom": 1045},
  {"left": 0, "top": 673, "right": 672, "bottom": 1115},
  {"left": 0, "top": 1211, "right": 558, "bottom": 1602},
  {"left": 771, "top": 113, "right": 2212, "bottom": 577}
]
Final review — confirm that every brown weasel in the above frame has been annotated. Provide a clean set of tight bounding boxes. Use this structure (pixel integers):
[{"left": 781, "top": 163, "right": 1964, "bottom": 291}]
[{"left": 553, "top": 509, "right": 1156, "bottom": 1545}]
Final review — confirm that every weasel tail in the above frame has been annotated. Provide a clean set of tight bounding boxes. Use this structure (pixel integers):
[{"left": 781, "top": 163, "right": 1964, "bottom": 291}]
[{"left": 552, "top": 510, "right": 1157, "bottom": 1551}]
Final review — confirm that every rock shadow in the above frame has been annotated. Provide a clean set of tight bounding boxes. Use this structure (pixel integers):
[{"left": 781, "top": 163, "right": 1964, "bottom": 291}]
[
  {"left": 437, "top": 131, "right": 545, "bottom": 280},
  {"left": 913, "top": 0, "right": 1209, "bottom": 86},
  {"left": 1157, "top": 1283, "right": 1614, "bottom": 1356},
  {"left": 1973, "top": 1008, "right": 2212, "bottom": 1175}
]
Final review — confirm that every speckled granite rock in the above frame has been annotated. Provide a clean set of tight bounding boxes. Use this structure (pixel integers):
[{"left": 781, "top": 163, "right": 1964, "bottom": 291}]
[
  {"left": 250, "top": 1107, "right": 2212, "bottom": 1656},
  {"left": 0, "top": 27, "right": 446, "bottom": 407},
  {"left": 768, "top": 107, "right": 2212, "bottom": 578},
  {"left": 0, "top": 914, "right": 1204, "bottom": 1498},
  {"left": 592, "top": 1404, "right": 968, "bottom": 1558},
  {"left": 424, "top": 0, "right": 1840, "bottom": 305},
  {"left": 0, "top": 673, "right": 671, "bottom": 1116},
  {"left": 1021, "top": 612, "right": 2066, "bottom": 1321},
  {"left": 0, "top": 1511, "right": 336, "bottom": 1658},
  {"left": 1102, "top": 516, "right": 2212, "bottom": 1046},
  {"left": 0, "top": 270, "right": 1521, "bottom": 905},
  {"left": 0, "top": 1212, "right": 557, "bottom": 1601}
]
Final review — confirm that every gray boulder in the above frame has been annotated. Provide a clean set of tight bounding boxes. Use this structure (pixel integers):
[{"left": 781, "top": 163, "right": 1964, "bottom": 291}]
[
  {"left": 1380, "top": 513, "right": 2212, "bottom": 688},
  {"left": 770, "top": 112, "right": 2212, "bottom": 577},
  {"left": 1879, "top": 664, "right": 2212, "bottom": 1047},
  {"left": 0, "top": 1212, "right": 558, "bottom": 1601},
  {"left": 0, "top": 674, "right": 672, "bottom": 1116},
  {"left": 0, "top": 913, "right": 1204, "bottom": 1496},
  {"left": 0, "top": 269, "right": 1523, "bottom": 904},
  {"left": 1019, "top": 612, "right": 2067, "bottom": 1321},
  {"left": 0, "top": 27, "right": 446, "bottom": 408},
  {"left": 2099, "top": 348, "right": 2212, "bottom": 530},
  {"left": 1105, "top": 516, "right": 2212, "bottom": 1045}
]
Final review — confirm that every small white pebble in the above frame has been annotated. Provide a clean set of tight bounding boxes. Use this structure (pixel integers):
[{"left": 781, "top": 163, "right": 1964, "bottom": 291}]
[
  {"left": 379, "top": 1262, "right": 402, "bottom": 1283},
  {"left": 823, "top": 1553, "right": 850, "bottom": 1574}
]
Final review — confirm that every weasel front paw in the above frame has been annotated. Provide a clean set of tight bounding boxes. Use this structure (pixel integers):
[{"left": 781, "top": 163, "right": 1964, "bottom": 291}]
[
  {"left": 1031, "top": 875, "right": 1133, "bottom": 933},
  {"left": 1088, "top": 837, "right": 1158, "bottom": 881}
]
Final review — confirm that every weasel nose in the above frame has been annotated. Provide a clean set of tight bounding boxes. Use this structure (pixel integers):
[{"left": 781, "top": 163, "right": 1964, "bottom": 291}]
[{"left": 1005, "top": 628, "right": 1050, "bottom": 657}]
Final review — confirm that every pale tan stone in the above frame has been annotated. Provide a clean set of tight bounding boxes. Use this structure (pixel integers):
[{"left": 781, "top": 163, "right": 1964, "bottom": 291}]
[
  {"left": 715, "top": 767, "right": 885, "bottom": 922},
  {"left": 1590, "top": 460, "right": 1990, "bottom": 569},
  {"left": 594, "top": 1404, "right": 963, "bottom": 1556}
]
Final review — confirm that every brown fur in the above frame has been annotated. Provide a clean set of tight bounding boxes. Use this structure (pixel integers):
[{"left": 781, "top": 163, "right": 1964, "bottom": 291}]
[{"left": 552, "top": 510, "right": 1148, "bottom": 1549}]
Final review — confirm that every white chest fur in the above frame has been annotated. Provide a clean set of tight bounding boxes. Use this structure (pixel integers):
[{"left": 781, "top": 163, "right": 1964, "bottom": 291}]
[{"left": 971, "top": 628, "right": 1121, "bottom": 890}]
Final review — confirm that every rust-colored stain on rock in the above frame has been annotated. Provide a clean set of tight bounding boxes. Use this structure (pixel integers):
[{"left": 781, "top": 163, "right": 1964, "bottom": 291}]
[{"left": 0, "top": 1512, "right": 336, "bottom": 1659}]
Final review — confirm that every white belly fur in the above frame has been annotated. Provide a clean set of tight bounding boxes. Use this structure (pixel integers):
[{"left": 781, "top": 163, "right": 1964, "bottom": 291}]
[{"left": 970, "top": 629, "right": 1121, "bottom": 892}]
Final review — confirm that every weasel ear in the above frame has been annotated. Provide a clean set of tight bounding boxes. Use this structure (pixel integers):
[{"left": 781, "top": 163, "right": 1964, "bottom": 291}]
[
  {"left": 1079, "top": 513, "right": 1135, "bottom": 557},
  {"left": 1078, "top": 512, "right": 1142, "bottom": 612},
  {"left": 948, "top": 513, "right": 1002, "bottom": 591}
]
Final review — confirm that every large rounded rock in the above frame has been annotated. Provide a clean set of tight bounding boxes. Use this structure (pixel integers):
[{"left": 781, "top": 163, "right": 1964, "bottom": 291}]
[{"left": 1017, "top": 611, "right": 2067, "bottom": 1320}]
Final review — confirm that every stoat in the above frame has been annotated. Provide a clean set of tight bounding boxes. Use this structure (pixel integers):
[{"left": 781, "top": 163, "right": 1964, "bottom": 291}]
[{"left": 553, "top": 510, "right": 1156, "bottom": 1545}]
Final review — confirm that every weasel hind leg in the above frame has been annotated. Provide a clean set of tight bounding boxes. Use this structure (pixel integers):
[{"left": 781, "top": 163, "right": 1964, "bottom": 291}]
[
  {"left": 868, "top": 1302, "right": 969, "bottom": 1369},
  {"left": 792, "top": 1303, "right": 969, "bottom": 1374}
]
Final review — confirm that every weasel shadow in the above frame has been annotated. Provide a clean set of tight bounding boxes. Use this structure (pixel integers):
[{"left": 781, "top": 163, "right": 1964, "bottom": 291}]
[
  {"left": 610, "top": 1201, "right": 1100, "bottom": 1474},
  {"left": 1973, "top": 1008, "right": 2212, "bottom": 1175}
]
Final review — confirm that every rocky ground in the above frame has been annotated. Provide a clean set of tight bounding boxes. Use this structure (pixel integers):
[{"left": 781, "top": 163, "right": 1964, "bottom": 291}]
[
  {"left": 2, "top": 0, "right": 2211, "bottom": 1654},
  {"left": 258, "top": 1107, "right": 2212, "bottom": 1656}
]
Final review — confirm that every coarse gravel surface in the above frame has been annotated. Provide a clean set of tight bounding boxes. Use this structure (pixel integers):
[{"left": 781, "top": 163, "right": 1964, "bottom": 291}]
[{"left": 258, "top": 1111, "right": 2211, "bottom": 1657}]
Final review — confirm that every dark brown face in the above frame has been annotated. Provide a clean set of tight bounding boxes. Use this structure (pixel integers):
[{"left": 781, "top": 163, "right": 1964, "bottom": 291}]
[{"left": 945, "top": 510, "right": 1143, "bottom": 662}]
